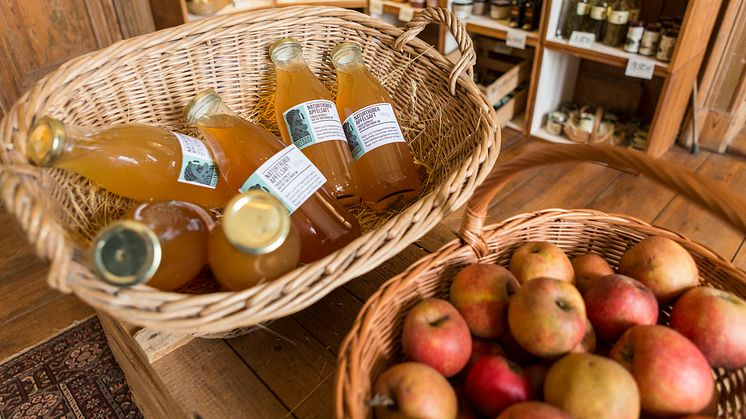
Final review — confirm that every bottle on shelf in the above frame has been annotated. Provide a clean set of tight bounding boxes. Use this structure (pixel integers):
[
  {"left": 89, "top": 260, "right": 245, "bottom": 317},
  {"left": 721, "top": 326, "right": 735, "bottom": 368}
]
[
  {"left": 91, "top": 200, "right": 213, "bottom": 291},
  {"left": 602, "top": 0, "right": 630, "bottom": 47},
  {"left": 584, "top": 0, "right": 608, "bottom": 41},
  {"left": 624, "top": 20, "right": 644, "bottom": 53},
  {"left": 270, "top": 38, "right": 359, "bottom": 208},
  {"left": 627, "top": 0, "right": 640, "bottom": 24},
  {"left": 26, "top": 117, "right": 235, "bottom": 208},
  {"left": 331, "top": 42, "right": 422, "bottom": 212},
  {"left": 656, "top": 27, "right": 679, "bottom": 62},
  {"left": 561, "top": 0, "right": 590, "bottom": 37},
  {"left": 639, "top": 22, "right": 661, "bottom": 56},
  {"left": 452, "top": 0, "right": 474, "bottom": 20},
  {"left": 184, "top": 89, "right": 362, "bottom": 263},
  {"left": 208, "top": 191, "right": 301, "bottom": 291},
  {"left": 490, "top": 0, "right": 511, "bottom": 19},
  {"left": 508, "top": 0, "right": 524, "bottom": 28},
  {"left": 522, "top": 0, "right": 542, "bottom": 31}
]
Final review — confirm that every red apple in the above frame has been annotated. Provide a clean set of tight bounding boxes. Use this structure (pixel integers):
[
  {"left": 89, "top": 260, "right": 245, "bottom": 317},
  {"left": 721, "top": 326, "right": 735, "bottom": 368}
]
[
  {"left": 509, "top": 242, "right": 574, "bottom": 284},
  {"left": 584, "top": 274, "right": 659, "bottom": 343},
  {"left": 619, "top": 236, "right": 699, "bottom": 301},
  {"left": 610, "top": 325, "right": 714, "bottom": 417},
  {"left": 508, "top": 277, "right": 586, "bottom": 357},
  {"left": 456, "top": 338, "right": 506, "bottom": 380},
  {"left": 450, "top": 263, "right": 520, "bottom": 338},
  {"left": 544, "top": 353, "right": 640, "bottom": 419},
  {"left": 524, "top": 364, "right": 549, "bottom": 400},
  {"left": 402, "top": 298, "right": 472, "bottom": 377},
  {"left": 497, "top": 401, "right": 572, "bottom": 419},
  {"left": 572, "top": 253, "right": 614, "bottom": 294},
  {"left": 372, "top": 362, "right": 457, "bottom": 419},
  {"left": 465, "top": 355, "right": 532, "bottom": 417},
  {"left": 570, "top": 318, "right": 596, "bottom": 353},
  {"left": 670, "top": 286, "right": 746, "bottom": 369}
]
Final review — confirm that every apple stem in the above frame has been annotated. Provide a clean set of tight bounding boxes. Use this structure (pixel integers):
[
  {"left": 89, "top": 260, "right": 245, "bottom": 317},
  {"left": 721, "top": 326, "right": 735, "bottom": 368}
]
[{"left": 368, "top": 394, "right": 396, "bottom": 408}]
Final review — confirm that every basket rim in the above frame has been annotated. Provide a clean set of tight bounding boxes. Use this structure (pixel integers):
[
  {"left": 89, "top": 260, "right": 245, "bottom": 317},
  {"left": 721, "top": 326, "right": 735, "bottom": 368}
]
[
  {"left": 335, "top": 207, "right": 746, "bottom": 418},
  {"left": 0, "top": 6, "right": 501, "bottom": 335}
]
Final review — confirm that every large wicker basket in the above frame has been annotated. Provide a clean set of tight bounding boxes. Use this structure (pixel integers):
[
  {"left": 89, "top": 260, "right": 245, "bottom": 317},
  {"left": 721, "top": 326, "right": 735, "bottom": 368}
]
[
  {"left": 0, "top": 7, "right": 500, "bottom": 336},
  {"left": 336, "top": 144, "right": 746, "bottom": 419}
]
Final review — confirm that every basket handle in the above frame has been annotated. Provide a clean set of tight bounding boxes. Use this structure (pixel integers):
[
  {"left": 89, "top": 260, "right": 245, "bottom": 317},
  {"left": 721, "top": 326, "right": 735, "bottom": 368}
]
[
  {"left": 393, "top": 7, "right": 476, "bottom": 96},
  {"left": 459, "top": 143, "right": 746, "bottom": 257}
]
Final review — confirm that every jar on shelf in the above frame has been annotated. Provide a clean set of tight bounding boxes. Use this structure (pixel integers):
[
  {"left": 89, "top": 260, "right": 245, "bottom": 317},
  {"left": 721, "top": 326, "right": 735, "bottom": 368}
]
[
  {"left": 600, "top": 112, "right": 618, "bottom": 134},
  {"left": 410, "top": 0, "right": 426, "bottom": 8},
  {"left": 639, "top": 23, "right": 661, "bottom": 56},
  {"left": 490, "top": 0, "right": 511, "bottom": 19},
  {"left": 546, "top": 111, "right": 568, "bottom": 136},
  {"left": 453, "top": 0, "right": 474, "bottom": 20},
  {"left": 473, "top": 0, "right": 489, "bottom": 15},
  {"left": 656, "top": 27, "right": 678, "bottom": 62},
  {"left": 426, "top": 0, "right": 440, "bottom": 7},
  {"left": 580, "top": 110, "right": 595, "bottom": 133},
  {"left": 624, "top": 20, "right": 644, "bottom": 53}
]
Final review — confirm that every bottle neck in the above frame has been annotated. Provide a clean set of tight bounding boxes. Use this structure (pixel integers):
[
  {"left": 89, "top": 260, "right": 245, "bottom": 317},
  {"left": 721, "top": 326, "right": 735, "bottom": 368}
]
[
  {"left": 27, "top": 117, "right": 99, "bottom": 167},
  {"left": 185, "top": 92, "right": 239, "bottom": 125},
  {"left": 331, "top": 45, "right": 367, "bottom": 74},
  {"left": 271, "top": 43, "right": 308, "bottom": 71}
]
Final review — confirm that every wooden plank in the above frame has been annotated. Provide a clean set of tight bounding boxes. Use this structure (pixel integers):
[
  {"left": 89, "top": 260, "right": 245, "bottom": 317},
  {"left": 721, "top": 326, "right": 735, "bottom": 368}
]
[
  {"left": 112, "top": 0, "right": 156, "bottom": 38},
  {"left": 732, "top": 240, "right": 746, "bottom": 271},
  {"left": 670, "top": 0, "right": 723, "bottom": 72},
  {"left": 291, "top": 288, "right": 364, "bottom": 356},
  {"left": 147, "top": 0, "right": 188, "bottom": 29},
  {"left": 344, "top": 244, "right": 430, "bottom": 302},
  {"left": 132, "top": 327, "right": 194, "bottom": 364},
  {"left": 83, "top": 0, "right": 123, "bottom": 47},
  {"left": 228, "top": 317, "right": 338, "bottom": 418},
  {"left": 153, "top": 337, "right": 288, "bottom": 418},
  {"left": 98, "top": 312, "right": 190, "bottom": 419}
]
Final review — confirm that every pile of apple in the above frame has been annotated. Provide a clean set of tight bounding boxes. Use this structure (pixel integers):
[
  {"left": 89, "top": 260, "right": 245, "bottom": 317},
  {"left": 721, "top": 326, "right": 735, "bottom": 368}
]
[{"left": 371, "top": 236, "right": 746, "bottom": 419}]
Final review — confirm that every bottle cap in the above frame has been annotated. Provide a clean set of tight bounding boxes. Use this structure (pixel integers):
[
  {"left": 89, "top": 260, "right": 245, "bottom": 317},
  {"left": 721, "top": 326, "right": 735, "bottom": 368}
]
[
  {"left": 91, "top": 220, "right": 162, "bottom": 287},
  {"left": 27, "top": 116, "right": 66, "bottom": 167},
  {"left": 222, "top": 190, "right": 290, "bottom": 255},
  {"left": 269, "top": 38, "right": 303, "bottom": 63},
  {"left": 184, "top": 89, "right": 222, "bottom": 124},
  {"left": 331, "top": 42, "right": 363, "bottom": 68}
]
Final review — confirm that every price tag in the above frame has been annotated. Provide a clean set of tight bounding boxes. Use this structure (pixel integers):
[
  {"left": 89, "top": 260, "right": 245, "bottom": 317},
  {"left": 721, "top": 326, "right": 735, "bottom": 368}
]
[
  {"left": 625, "top": 55, "right": 656, "bottom": 79},
  {"left": 569, "top": 31, "right": 596, "bottom": 48},
  {"left": 370, "top": 0, "right": 384, "bottom": 16},
  {"left": 506, "top": 29, "right": 526, "bottom": 50},
  {"left": 398, "top": 6, "right": 415, "bottom": 22}
]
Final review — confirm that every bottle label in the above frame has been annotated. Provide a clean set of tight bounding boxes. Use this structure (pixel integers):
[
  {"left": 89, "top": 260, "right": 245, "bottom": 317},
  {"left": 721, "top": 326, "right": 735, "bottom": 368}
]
[
  {"left": 240, "top": 145, "right": 326, "bottom": 214},
  {"left": 608, "top": 10, "right": 629, "bottom": 25},
  {"left": 174, "top": 132, "right": 219, "bottom": 189},
  {"left": 576, "top": 2, "right": 589, "bottom": 15},
  {"left": 342, "top": 103, "right": 406, "bottom": 161},
  {"left": 590, "top": 6, "right": 606, "bottom": 20},
  {"left": 282, "top": 99, "right": 346, "bottom": 151}
]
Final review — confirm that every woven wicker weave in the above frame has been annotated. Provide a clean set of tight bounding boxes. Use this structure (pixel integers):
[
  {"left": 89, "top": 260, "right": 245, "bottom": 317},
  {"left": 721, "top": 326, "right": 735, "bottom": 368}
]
[
  {"left": 0, "top": 7, "right": 500, "bottom": 336},
  {"left": 336, "top": 144, "right": 746, "bottom": 419}
]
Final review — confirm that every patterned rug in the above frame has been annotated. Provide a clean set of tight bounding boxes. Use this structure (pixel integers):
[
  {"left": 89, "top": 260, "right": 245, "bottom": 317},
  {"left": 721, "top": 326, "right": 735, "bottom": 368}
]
[{"left": 0, "top": 317, "right": 142, "bottom": 418}]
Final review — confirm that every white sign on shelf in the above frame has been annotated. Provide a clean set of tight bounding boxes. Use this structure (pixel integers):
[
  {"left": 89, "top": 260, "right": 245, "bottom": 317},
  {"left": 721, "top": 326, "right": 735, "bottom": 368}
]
[
  {"left": 506, "top": 29, "right": 527, "bottom": 50},
  {"left": 370, "top": 0, "right": 384, "bottom": 16},
  {"left": 569, "top": 31, "right": 596, "bottom": 48},
  {"left": 625, "top": 55, "right": 656, "bottom": 80},
  {"left": 398, "top": 6, "right": 415, "bottom": 22}
]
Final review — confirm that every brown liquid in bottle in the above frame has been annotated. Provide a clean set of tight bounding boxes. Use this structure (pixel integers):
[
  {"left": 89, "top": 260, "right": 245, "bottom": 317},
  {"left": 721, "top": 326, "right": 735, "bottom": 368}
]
[
  {"left": 271, "top": 38, "right": 359, "bottom": 207},
  {"left": 331, "top": 43, "right": 422, "bottom": 211},
  {"left": 26, "top": 117, "right": 235, "bottom": 208},
  {"left": 185, "top": 90, "right": 361, "bottom": 263},
  {"left": 208, "top": 191, "right": 301, "bottom": 291},
  {"left": 92, "top": 200, "right": 213, "bottom": 291}
]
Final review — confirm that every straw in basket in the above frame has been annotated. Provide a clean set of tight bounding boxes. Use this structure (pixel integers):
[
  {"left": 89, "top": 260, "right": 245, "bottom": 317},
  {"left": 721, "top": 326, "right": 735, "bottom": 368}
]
[
  {"left": 0, "top": 7, "right": 500, "bottom": 336},
  {"left": 336, "top": 144, "right": 746, "bottom": 418}
]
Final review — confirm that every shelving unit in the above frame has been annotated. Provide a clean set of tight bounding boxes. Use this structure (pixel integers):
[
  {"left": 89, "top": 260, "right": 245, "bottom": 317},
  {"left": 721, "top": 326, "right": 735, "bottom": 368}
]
[{"left": 366, "top": 0, "right": 724, "bottom": 157}]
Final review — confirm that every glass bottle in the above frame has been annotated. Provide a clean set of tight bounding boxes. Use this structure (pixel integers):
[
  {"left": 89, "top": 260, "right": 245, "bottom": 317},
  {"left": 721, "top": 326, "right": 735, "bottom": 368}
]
[
  {"left": 270, "top": 38, "right": 359, "bottom": 207},
  {"left": 508, "top": 0, "right": 524, "bottom": 28},
  {"left": 26, "top": 117, "right": 235, "bottom": 208},
  {"left": 331, "top": 42, "right": 422, "bottom": 212},
  {"left": 603, "top": 0, "right": 630, "bottom": 47},
  {"left": 208, "top": 191, "right": 301, "bottom": 291},
  {"left": 584, "top": 0, "right": 608, "bottom": 40},
  {"left": 562, "top": 0, "right": 590, "bottom": 37},
  {"left": 639, "top": 22, "right": 661, "bottom": 56},
  {"left": 91, "top": 200, "right": 213, "bottom": 291},
  {"left": 556, "top": 0, "right": 573, "bottom": 37},
  {"left": 522, "top": 0, "right": 539, "bottom": 31},
  {"left": 184, "top": 89, "right": 361, "bottom": 263},
  {"left": 627, "top": 0, "right": 640, "bottom": 24},
  {"left": 624, "top": 20, "right": 644, "bottom": 53}
]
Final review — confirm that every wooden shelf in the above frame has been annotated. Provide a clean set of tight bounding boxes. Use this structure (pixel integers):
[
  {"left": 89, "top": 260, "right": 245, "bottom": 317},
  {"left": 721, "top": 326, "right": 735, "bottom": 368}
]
[
  {"left": 532, "top": 127, "right": 575, "bottom": 144},
  {"left": 544, "top": 37, "right": 669, "bottom": 78},
  {"left": 465, "top": 15, "right": 540, "bottom": 47}
]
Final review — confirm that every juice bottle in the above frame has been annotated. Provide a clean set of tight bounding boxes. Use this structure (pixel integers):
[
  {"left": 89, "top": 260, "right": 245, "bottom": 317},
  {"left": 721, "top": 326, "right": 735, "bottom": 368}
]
[
  {"left": 331, "top": 42, "right": 422, "bottom": 211},
  {"left": 271, "top": 38, "right": 359, "bottom": 207},
  {"left": 91, "top": 200, "right": 213, "bottom": 291},
  {"left": 184, "top": 89, "right": 361, "bottom": 263},
  {"left": 208, "top": 191, "right": 301, "bottom": 291},
  {"left": 26, "top": 117, "right": 236, "bottom": 208}
]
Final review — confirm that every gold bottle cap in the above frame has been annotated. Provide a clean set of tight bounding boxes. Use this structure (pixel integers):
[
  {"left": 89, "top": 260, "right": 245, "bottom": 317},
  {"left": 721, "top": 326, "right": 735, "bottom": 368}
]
[
  {"left": 27, "top": 116, "right": 66, "bottom": 167},
  {"left": 331, "top": 42, "right": 363, "bottom": 67},
  {"left": 184, "top": 89, "right": 222, "bottom": 124},
  {"left": 91, "top": 220, "right": 162, "bottom": 287},
  {"left": 269, "top": 38, "right": 302, "bottom": 62},
  {"left": 223, "top": 190, "right": 290, "bottom": 255}
]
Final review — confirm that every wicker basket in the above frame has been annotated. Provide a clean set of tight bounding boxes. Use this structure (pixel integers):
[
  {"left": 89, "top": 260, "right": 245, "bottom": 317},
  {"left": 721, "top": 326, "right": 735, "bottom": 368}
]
[
  {"left": 563, "top": 106, "right": 616, "bottom": 145},
  {"left": 336, "top": 144, "right": 746, "bottom": 419},
  {"left": 0, "top": 7, "right": 500, "bottom": 336}
]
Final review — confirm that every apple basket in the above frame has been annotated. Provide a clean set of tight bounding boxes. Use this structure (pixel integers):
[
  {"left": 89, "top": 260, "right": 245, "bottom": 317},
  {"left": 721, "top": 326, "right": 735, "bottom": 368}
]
[{"left": 335, "top": 144, "right": 746, "bottom": 418}]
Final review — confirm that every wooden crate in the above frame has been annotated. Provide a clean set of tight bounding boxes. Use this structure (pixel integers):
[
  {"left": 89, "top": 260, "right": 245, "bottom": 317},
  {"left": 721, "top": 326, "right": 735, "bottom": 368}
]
[{"left": 495, "top": 86, "right": 528, "bottom": 126}]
